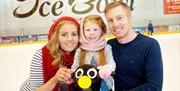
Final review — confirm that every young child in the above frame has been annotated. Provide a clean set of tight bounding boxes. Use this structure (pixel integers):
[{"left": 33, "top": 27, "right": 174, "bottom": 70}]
[{"left": 71, "top": 15, "right": 116, "bottom": 90}]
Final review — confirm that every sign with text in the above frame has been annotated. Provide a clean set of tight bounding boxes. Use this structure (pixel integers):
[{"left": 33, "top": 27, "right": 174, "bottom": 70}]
[
  {"left": 163, "top": 0, "right": 180, "bottom": 14},
  {"left": 13, "top": 0, "right": 134, "bottom": 18},
  {"left": 0, "top": 0, "right": 135, "bottom": 37}
]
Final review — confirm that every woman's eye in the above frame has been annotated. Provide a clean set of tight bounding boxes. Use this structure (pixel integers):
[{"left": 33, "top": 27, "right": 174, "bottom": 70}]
[
  {"left": 60, "top": 33, "right": 66, "bottom": 36},
  {"left": 85, "top": 29, "right": 90, "bottom": 31}
]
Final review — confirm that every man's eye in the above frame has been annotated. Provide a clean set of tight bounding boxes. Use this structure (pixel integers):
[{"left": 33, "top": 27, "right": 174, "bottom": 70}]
[{"left": 117, "top": 17, "right": 122, "bottom": 20}]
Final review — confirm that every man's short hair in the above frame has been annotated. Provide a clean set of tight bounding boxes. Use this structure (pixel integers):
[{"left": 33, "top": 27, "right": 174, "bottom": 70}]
[{"left": 104, "top": 1, "right": 131, "bottom": 16}]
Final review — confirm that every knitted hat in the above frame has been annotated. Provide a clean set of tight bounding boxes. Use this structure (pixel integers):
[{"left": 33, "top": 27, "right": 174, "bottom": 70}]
[{"left": 48, "top": 16, "right": 80, "bottom": 40}]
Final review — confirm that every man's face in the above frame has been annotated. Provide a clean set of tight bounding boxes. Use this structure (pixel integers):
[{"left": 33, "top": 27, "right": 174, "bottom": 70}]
[{"left": 105, "top": 6, "right": 132, "bottom": 39}]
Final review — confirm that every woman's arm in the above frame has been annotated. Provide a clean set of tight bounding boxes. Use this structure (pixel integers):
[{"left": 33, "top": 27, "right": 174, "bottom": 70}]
[
  {"left": 35, "top": 68, "right": 72, "bottom": 91},
  {"left": 29, "top": 49, "right": 72, "bottom": 91},
  {"left": 29, "top": 49, "right": 44, "bottom": 90}
]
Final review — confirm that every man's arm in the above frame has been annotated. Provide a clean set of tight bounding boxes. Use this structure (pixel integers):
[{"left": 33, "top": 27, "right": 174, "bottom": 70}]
[{"left": 124, "top": 40, "right": 163, "bottom": 91}]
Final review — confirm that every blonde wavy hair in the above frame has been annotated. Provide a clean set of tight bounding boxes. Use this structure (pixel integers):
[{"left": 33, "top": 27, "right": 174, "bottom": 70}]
[{"left": 47, "top": 20, "right": 79, "bottom": 67}]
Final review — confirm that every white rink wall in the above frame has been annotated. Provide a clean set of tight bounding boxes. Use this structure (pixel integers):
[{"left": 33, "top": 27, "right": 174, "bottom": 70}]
[{"left": 0, "top": 34, "right": 180, "bottom": 91}]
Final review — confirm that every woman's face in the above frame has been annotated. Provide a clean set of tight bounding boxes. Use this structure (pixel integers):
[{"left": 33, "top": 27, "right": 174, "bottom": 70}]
[{"left": 59, "top": 23, "right": 79, "bottom": 53}]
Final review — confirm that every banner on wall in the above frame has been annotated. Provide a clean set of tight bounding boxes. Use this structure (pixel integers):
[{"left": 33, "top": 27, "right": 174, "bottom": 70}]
[
  {"left": 163, "top": 0, "right": 180, "bottom": 14},
  {"left": 1, "top": 0, "right": 179, "bottom": 37},
  {"left": 0, "top": 0, "right": 135, "bottom": 37}
]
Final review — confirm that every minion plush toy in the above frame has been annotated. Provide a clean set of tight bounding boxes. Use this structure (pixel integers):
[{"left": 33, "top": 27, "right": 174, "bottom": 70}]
[{"left": 73, "top": 64, "right": 102, "bottom": 91}]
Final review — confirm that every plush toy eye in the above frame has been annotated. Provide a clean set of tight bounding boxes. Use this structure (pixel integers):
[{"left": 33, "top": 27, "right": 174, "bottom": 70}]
[
  {"left": 87, "top": 68, "right": 97, "bottom": 79},
  {"left": 75, "top": 68, "right": 84, "bottom": 78}
]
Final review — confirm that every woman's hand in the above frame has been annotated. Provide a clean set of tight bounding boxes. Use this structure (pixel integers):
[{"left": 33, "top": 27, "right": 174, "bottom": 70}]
[
  {"left": 53, "top": 67, "right": 73, "bottom": 83},
  {"left": 35, "top": 67, "right": 73, "bottom": 91}
]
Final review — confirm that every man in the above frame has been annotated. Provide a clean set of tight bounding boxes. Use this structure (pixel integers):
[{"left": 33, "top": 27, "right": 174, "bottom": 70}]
[
  {"left": 104, "top": 1, "right": 163, "bottom": 91},
  {"left": 147, "top": 20, "right": 154, "bottom": 36}
]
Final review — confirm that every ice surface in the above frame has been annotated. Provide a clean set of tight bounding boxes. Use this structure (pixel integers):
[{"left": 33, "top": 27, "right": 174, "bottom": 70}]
[{"left": 0, "top": 34, "right": 180, "bottom": 91}]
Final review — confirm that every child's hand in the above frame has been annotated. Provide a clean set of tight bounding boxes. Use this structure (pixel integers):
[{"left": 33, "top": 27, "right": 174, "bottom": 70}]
[{"left": 97, "top": 66, "right": 112, "bottom": 79}]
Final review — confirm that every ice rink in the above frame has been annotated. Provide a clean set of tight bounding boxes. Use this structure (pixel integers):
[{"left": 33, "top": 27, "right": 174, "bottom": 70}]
[{"left": 0, "top": 34, "right": 180, "bottom": 91}]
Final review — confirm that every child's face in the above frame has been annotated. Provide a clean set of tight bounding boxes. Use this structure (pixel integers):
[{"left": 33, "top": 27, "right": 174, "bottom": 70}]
[{"left": 84, "top": 21, "right": 102, "bottom": 41}]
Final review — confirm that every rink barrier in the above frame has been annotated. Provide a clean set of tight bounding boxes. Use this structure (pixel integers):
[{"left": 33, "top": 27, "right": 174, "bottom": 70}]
[
  {"left": 0, "top": 41, "right": 47, "bottom": 47},
  {"left": 0, "top": 31, "right": 179, "bottom": 47}
]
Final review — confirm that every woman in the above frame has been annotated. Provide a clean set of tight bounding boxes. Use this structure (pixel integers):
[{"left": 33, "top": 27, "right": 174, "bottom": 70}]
[{"left": 20, "top": 16, "right": 80, "bottom": 91}]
